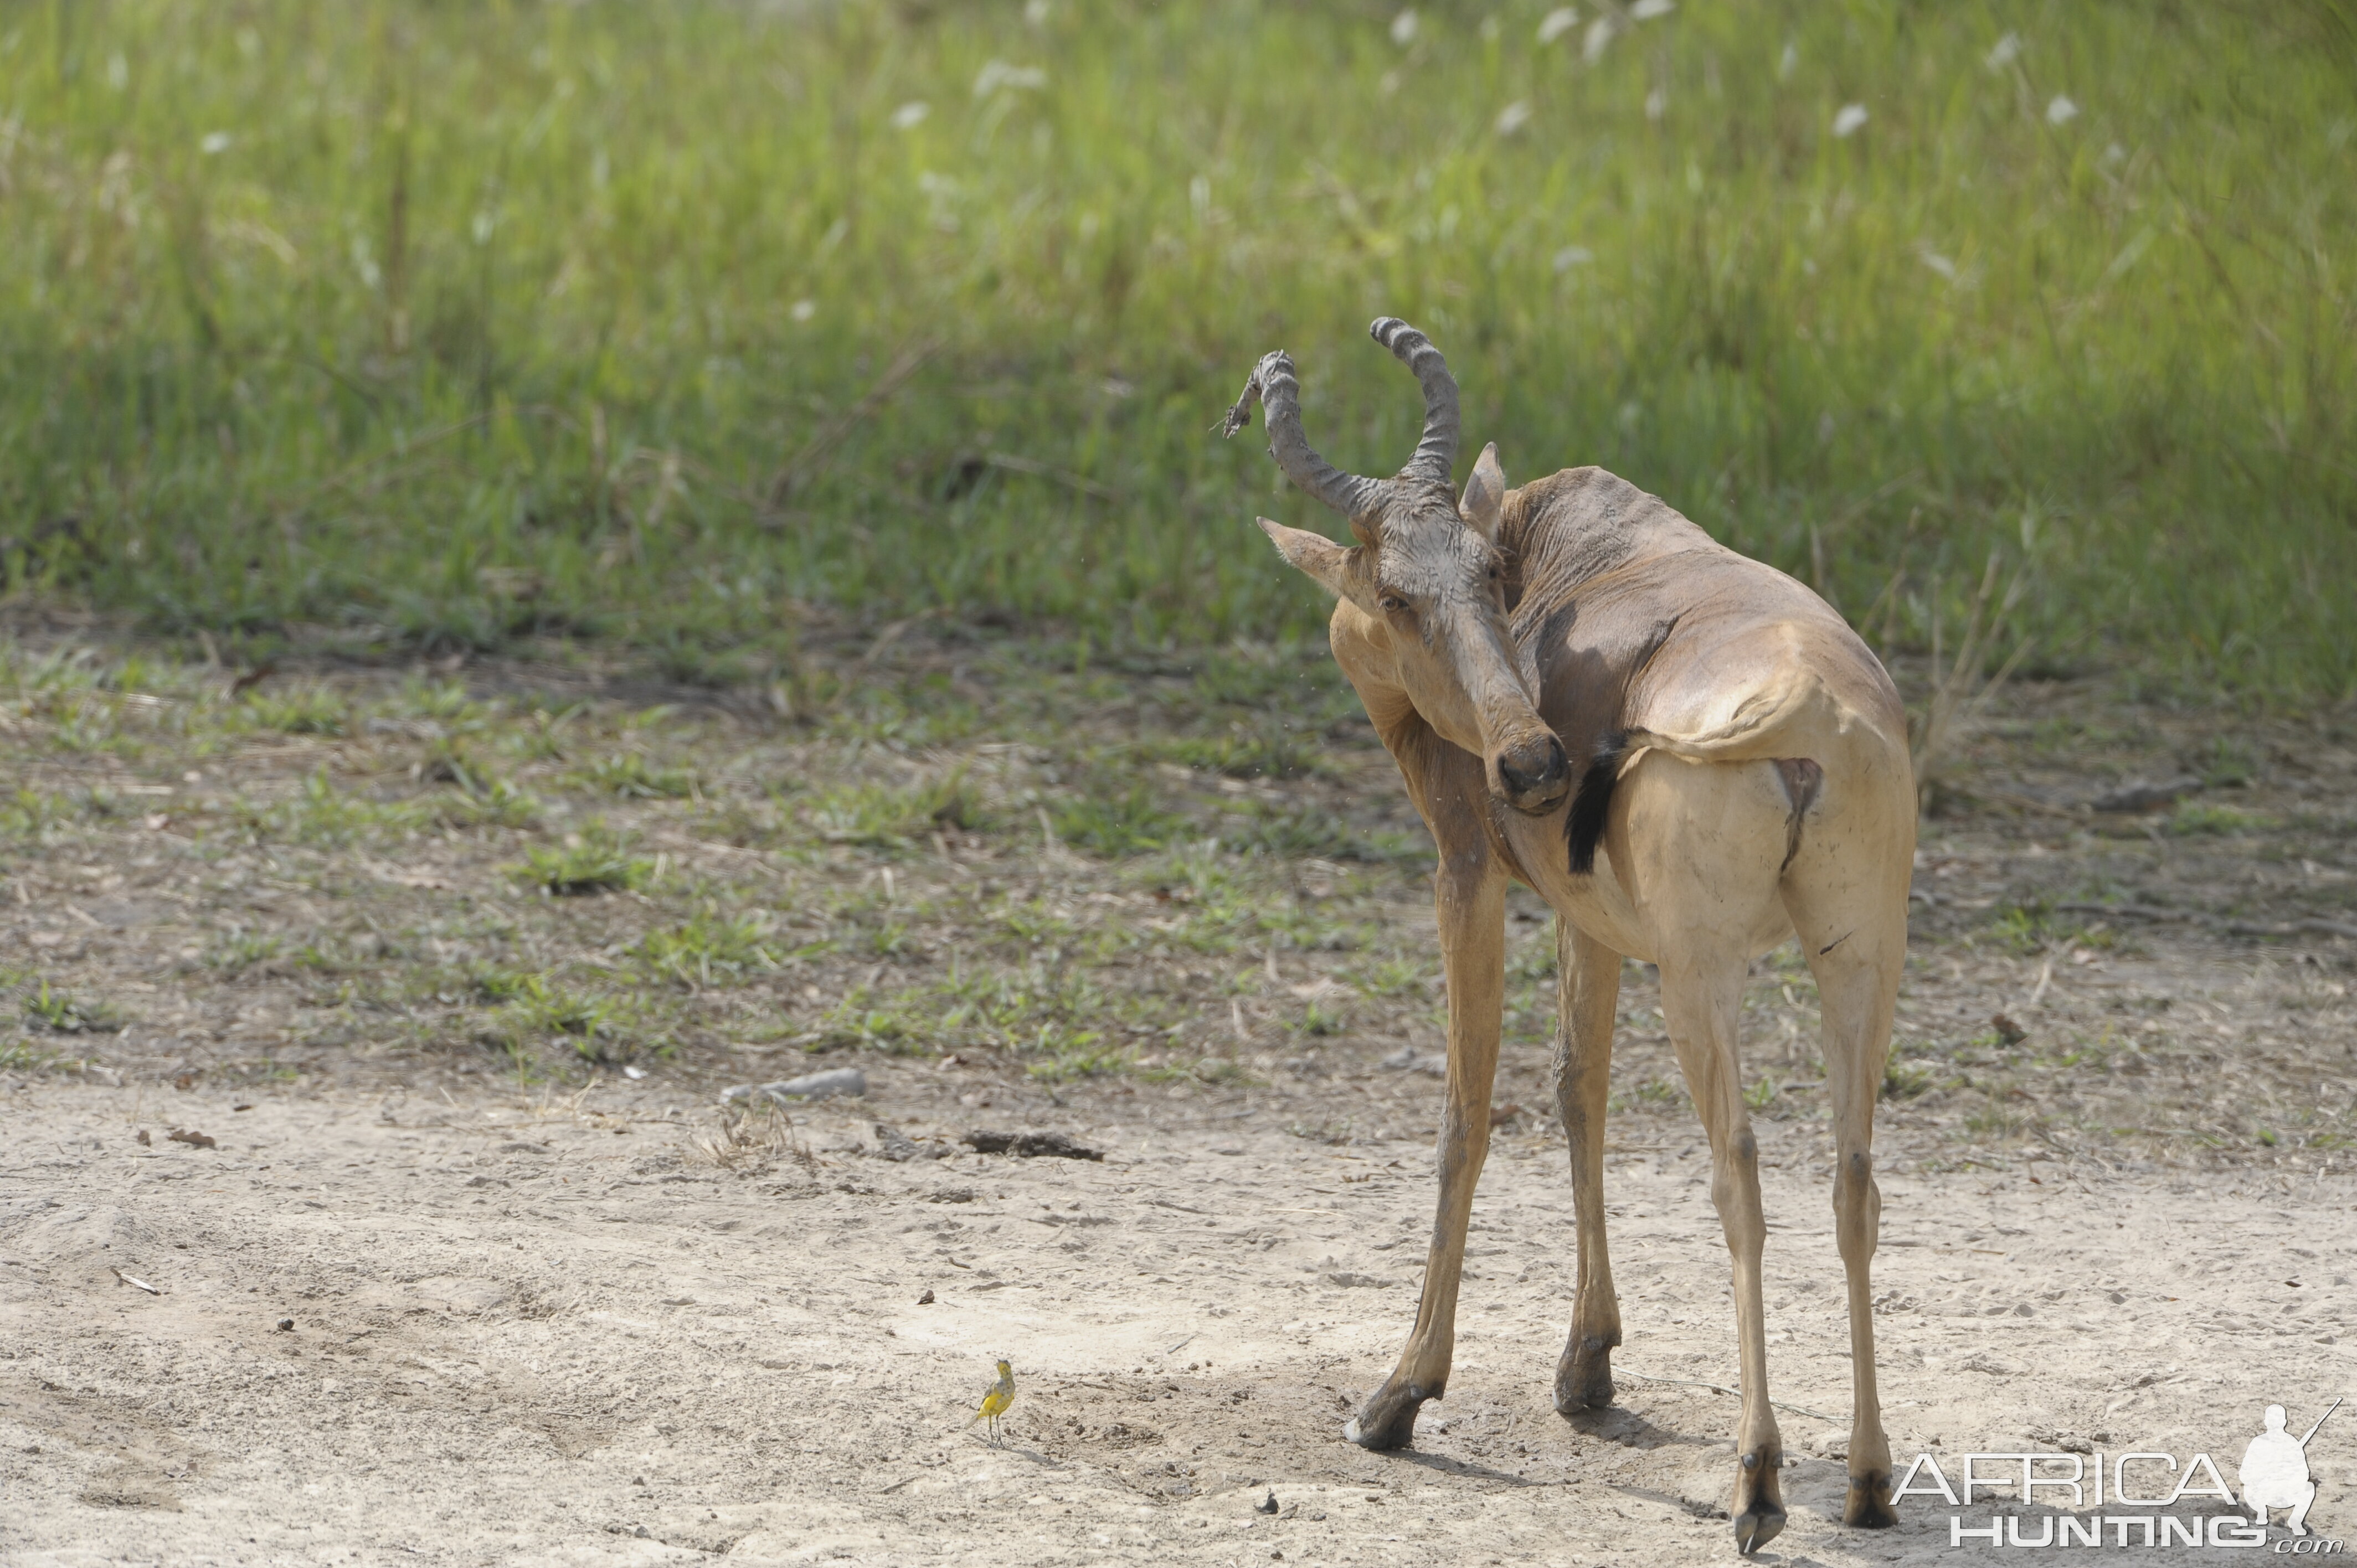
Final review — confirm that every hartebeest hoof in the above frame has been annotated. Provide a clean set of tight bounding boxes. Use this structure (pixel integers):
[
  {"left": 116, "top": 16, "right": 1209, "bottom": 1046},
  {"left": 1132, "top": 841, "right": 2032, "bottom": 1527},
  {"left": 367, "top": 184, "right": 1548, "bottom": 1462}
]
[
  {"left": 1731, "top": 1448, "right": 1787, "bottom": 1555},
  {"left": 1342, "top": 1377, "right": 1432, "bottom": 1451},
  {"left": 1845, "top": 1468, "right": 1898, "bottom": 1528},
  {"left": 1552, "top": 1332, "right": 1617, "bottom": 1414}
]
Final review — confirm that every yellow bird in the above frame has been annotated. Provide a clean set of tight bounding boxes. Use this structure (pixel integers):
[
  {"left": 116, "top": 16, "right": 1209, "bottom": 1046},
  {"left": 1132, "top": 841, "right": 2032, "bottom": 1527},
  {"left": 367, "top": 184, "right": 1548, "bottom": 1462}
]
[{"left": 966, "top": 1359, "right": 1016, "bottom": 1444}]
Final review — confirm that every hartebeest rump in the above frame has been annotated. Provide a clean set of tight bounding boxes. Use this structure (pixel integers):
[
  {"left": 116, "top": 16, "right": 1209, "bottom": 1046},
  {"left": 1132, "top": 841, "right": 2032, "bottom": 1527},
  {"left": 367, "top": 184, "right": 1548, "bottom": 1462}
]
[{"left": 1223, "top": 319, "right": 1916, "bottom": 1553}]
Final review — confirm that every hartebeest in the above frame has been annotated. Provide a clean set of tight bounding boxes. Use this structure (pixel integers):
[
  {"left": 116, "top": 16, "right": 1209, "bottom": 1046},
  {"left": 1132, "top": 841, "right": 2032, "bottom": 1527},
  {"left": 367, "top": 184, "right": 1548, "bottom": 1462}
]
[{"left": 1222, "top": 320, "right": 1915, "bottom": 1553}]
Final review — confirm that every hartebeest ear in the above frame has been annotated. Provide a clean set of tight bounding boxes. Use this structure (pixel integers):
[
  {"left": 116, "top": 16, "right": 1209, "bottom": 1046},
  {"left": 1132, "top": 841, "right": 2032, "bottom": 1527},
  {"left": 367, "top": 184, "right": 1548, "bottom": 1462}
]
[
  {"left": 1257, "top": 518, "right": 1361, "bottom": 604},
  {"left": 1458, "top": 442, "right": 1506, "bottom": 543}
]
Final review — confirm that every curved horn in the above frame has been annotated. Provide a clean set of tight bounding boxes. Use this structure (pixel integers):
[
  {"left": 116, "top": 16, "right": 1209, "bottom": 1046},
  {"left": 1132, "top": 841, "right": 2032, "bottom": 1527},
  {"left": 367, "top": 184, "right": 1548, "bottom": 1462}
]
[
  {"left": 1219, "top": 349, "right": 1382, "bottom": 518},
  {"left": 1369, "top": 317, "right": 1460, "bottom": 483}
]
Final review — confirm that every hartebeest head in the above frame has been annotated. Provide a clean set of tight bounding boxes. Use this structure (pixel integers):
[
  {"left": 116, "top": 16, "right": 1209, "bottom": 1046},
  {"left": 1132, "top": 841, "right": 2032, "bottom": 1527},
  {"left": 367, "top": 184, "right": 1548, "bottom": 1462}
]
[{"left": 1222, "top": 318, "right": 1571, "bottom": 816}]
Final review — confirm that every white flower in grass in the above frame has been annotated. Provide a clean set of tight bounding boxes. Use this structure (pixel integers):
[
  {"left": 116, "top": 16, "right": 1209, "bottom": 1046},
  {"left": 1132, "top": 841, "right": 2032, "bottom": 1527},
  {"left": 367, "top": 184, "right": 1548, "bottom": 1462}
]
[
  {"left": 1495, "top": 101, "right": 1532, "bottom": 137},
  {"left": 972, "top": 60, "right": 1045, "bottom": 97},
  {"left": 890, "top": 102, "right": 930, "bottom": 131},
  {"left": 791, "top": 300, "right": 817, "bottom": 323},
  {"left": 2046, "top": 95, "right": 2078, "bottom": 125},
  {"left": 1537, "top": 8, "right": 1579, "bottom": 45},
  {"left": 1391, "top": 9, "right": 1418, "bottom": 45},
  {"left": 1985, "top": 32, "right": 2022, "bottom": 71},
  {"left": 1583, "top": 16, "right": 1615, "bottom": 62},
  {"left": 1630, "top": 0, "right": 1674, "bottom": 18},
  {"left": 1552, "top": 245, "right": 1593, "bottom": 272},
  {"left": 200, "top": 132, "right": 233, "bottom": 155},
  {"left": 1917, "top": 249, "right": 1958, "bottom": 282},
  {"left": 1832, "top": 103, "right": 1869, "bottom": 138}
]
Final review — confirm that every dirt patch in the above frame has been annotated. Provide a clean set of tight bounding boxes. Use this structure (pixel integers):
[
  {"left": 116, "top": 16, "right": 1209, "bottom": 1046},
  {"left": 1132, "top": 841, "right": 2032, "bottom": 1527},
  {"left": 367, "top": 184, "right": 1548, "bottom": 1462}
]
[
  {"left": 0, "top": 627, "right": 2354, "bottom": 1560},
  {"left": 4, "top": 1077, "right": 2353, "bottom": 1563}
]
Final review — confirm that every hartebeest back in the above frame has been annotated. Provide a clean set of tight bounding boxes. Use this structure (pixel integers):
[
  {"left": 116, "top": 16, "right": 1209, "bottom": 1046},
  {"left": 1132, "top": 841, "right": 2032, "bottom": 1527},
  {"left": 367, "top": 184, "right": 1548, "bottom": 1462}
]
[{"left": 1225, "top": 320, "right": 1916, "bottom": 1554}]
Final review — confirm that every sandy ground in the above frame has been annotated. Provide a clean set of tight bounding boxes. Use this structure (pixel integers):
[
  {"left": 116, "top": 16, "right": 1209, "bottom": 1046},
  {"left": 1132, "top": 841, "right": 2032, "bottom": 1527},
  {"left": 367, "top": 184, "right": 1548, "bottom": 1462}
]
[
  {"left": 6, "top": 1055, "right": 2354, "bottom": 1567},
  {"left": 1, "top": 626, "right": 2353, "bottom": 1562}
]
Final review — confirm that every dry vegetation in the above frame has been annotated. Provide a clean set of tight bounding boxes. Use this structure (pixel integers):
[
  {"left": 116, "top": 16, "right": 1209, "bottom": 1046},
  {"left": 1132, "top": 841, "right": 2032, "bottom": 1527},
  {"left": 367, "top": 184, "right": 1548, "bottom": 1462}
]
[
  {"left": 7, "top": 619, "right": 2356, "bottom": 1563},
  {"left": 3, "top": 616, "right": 2352, "bottom": 1172}
]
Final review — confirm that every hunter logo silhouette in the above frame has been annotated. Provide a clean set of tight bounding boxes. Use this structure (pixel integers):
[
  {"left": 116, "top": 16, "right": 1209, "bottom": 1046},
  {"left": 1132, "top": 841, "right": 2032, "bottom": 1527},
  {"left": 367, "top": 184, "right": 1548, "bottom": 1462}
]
[{"left": 2240, "top": 1398, "right": 2338, "bottom": 1536}]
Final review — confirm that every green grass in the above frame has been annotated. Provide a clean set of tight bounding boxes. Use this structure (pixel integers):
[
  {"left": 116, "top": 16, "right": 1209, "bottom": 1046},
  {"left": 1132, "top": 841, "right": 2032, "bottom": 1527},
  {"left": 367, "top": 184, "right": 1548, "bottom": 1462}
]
[
  {"left": 1, "top": 4, "right": 2352, "bottom": 694},
  {"left": 513, "top": 821, "right": 653, "bottom": 896},
  {"left": 1882, "top": 1043, "right": 1941, "bottom": 1101},
  {"left": 802, "top": 773, "right": 982, "bottom": 847},
  {"left": 1981, "top": 893, "right": 2131, "bottom": 954},
  {"left": 634, "top": 911, "right": 783, "bottom": 988},
  {"left": 1221, "top": 800, "right": 1422, "bottom": 864},
  {"left": 236, "top": 768, "right": 418, "bottom": 847},
  {"left": 1613, "top": 1075, "right": 1687, "bottom": 1114},
  {"left": 241, "top": 686, "right": 351, "bottom": 736},
  {"left": 466, "top": 968, "right": 641, "bottom": 1065},
  {"left": 2167, "top": 799, "right": 2269, "bottom": 837},
  {"left": 24, "top": 981, "right": 125, "bottom": 1034},
  {"left": 808, "top": 962, "right": 1144, "bottom": 1081},
  {"left": 1054, "top": 783, "right": 1182, "bottom": 857},
  {"left": 204, "top": 929, "right": 284, "bottom": 973},
  {"left": 576, "top": 751, "right": 697, "bottom": 800},
  {"left": 1347, "top": 957, "right": 1430, "bottom": 999}
]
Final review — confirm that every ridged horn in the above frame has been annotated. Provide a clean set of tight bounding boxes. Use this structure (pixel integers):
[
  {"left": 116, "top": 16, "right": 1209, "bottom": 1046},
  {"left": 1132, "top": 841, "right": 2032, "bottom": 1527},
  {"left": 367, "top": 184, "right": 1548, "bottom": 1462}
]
[
  {"left": 1218, "top": 349, "right": 1382, "bottom": 518},
  {"left": 1368, "top": 317, "right": 1460, "bottom": 484}
]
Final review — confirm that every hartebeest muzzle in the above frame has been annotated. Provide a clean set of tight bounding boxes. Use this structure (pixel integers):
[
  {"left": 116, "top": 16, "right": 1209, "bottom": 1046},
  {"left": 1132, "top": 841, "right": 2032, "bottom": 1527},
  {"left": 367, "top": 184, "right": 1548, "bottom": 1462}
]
[{"left": 1491, "top": 729, "right": 1572, "bottom": 815}]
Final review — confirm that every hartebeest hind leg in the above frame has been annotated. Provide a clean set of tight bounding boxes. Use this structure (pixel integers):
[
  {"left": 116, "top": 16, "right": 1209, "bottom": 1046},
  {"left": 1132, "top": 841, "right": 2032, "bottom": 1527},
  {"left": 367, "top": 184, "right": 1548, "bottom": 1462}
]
[
  {"left": 1551, "top": 921, "right": 1623, "bottom": 1415},
  {"left": 1781, "top": 773, "right": 1913, "bottom": 1529},
  {"left": 1803, "top": 932, "right": 1901, "bottom": 1528},
  {"left": 1344, "top": 838, "right": 1506, "bottom": 1451},
  {"left": 1658, "top": 946, "right": 1787, "bottom": 1552},
  {"left": 1623, "top": 755, "right": 1795, "bottom": 1553}
]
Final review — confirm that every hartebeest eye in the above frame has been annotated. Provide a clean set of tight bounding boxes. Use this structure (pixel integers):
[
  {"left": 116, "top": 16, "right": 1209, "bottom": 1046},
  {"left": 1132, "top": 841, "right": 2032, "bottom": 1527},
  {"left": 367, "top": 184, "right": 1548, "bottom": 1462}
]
[{"left": 1378, "top": 593, "right": 1409, "bottom": 614}]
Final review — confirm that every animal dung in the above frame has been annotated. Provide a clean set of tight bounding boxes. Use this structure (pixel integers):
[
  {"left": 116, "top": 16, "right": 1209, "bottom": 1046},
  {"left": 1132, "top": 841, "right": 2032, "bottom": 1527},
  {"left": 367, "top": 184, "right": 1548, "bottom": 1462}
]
[
  {"left": 720, "top": 1067, "right": 867, "bottom": 1105},
  {"left": 960, "top": 1129, "right": 1104, "bottom": 1161},
  {"left": 167, "top": 1128, "right": 217, "bottom": 1149}
]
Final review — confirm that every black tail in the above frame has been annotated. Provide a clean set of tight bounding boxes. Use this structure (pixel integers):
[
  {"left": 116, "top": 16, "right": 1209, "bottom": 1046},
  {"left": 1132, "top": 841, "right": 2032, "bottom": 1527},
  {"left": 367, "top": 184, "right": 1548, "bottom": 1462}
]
[{"left": 1566, "top": 732, "right": 1628, "bottom": 876}]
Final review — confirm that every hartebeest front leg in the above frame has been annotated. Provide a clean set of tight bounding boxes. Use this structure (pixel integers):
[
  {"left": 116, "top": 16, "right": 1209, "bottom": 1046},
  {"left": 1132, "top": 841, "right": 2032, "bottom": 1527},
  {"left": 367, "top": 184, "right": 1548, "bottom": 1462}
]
[
  {"left": 1552, "top": 922, "right": 1623, "bottom": 1414},
  {"left": 1345, "top": 843, "right": 1506, "bottom": 1451},
  {"left": 1660, "top": 951, "right": 1786, "bottom": 1554}
]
